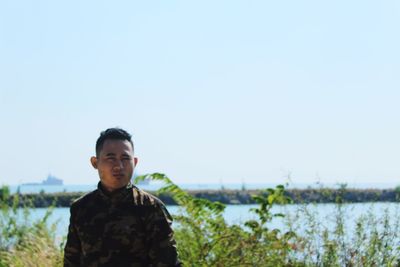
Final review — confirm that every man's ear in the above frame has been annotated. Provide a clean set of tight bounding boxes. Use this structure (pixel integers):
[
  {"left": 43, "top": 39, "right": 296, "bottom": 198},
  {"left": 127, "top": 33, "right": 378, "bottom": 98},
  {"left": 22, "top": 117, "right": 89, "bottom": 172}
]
[
  {"left": 133, "top": 157, "right": 138, "bottom": 167},
  {"left": 90, "top": 156, "right": 98, "bottom": 169}
]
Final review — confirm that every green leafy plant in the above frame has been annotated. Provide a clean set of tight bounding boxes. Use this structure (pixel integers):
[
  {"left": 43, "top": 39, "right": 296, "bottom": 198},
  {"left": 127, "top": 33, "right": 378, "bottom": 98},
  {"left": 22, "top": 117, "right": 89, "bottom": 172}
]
[
  {"left": 136, "top": 174, "right": 299, "bottom": 267},
  {"left": 0, "top": 186, "right": 63, "bottom": 267}
]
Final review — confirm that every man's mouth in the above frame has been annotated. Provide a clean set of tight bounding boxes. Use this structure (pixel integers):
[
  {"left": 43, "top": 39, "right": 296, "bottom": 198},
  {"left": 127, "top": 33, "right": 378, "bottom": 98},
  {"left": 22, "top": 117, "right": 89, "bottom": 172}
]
[{"left": 113, "top": 173, "right": 125, "bottom": 178}]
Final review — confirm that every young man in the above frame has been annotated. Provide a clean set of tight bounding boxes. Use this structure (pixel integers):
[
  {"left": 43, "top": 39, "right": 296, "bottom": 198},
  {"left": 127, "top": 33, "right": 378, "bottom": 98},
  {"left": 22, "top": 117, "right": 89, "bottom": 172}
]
[{"left": 64, "top": 128, "right": 181, "bottom": 266}]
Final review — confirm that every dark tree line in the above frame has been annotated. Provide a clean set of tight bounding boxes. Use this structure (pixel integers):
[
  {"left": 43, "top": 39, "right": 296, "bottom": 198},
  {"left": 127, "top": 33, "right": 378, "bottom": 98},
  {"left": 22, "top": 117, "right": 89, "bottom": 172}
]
[{"left": 2, "top": 186, "right": 400, "bottom": 207}]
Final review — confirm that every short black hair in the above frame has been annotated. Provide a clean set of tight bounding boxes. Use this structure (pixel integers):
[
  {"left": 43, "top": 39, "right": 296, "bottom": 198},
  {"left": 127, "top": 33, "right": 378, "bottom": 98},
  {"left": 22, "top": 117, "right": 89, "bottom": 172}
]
[{"left": 95, "top": 128, "right": 134, "bottom": 156}]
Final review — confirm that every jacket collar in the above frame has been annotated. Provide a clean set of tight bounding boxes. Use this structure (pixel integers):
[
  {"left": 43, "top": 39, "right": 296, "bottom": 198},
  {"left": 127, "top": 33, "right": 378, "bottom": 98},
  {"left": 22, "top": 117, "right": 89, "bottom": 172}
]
[{"left": 97, "top": 181, "right": 133, "bottom": 203}]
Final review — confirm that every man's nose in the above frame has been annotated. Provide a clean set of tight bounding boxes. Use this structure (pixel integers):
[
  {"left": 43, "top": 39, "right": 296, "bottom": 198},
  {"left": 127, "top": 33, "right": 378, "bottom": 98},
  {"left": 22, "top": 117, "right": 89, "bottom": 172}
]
[{"left": 113, "top": 160, "right": 124, "bottom": 170}]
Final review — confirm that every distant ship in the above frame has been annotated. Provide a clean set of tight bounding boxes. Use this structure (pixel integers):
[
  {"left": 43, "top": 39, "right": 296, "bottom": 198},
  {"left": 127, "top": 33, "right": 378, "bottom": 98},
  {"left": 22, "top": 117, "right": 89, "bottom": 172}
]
[{"left": 22, "top": 174, "right": 63, "bottom": 186}]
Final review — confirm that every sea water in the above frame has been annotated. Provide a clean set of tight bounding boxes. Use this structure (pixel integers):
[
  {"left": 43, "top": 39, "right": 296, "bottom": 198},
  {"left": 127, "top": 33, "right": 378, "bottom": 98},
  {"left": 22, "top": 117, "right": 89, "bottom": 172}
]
[{"left": 25, "top": 202, "right": 400, "bottom": 245}]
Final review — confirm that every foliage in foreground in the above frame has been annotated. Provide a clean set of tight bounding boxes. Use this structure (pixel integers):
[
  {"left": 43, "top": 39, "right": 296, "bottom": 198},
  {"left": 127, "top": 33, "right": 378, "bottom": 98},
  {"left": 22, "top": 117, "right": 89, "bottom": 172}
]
[
  {"left": 136, "top": 173, "right": 296, "bottom": 266},
  {"left": 138, "top": 175, "right": 400, "bottom": 266},
  {"left": 0, "top": 186, "right": 63, "bottom": 267},
  {"left": 2, "top": 176, "right": 400, "bottom": 266}
]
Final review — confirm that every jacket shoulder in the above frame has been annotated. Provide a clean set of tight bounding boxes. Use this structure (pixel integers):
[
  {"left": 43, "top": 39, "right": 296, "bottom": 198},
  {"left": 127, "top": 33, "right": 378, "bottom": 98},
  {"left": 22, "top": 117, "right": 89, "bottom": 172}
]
[
  {"left": 70, "top": 189, "right": 98, "bottom": 209},
  {"left": 132, "top": 187, "right": 173, "bottom": 222},
  {"left": 132, "top": 187, "right": 164, "bottom": 207}
]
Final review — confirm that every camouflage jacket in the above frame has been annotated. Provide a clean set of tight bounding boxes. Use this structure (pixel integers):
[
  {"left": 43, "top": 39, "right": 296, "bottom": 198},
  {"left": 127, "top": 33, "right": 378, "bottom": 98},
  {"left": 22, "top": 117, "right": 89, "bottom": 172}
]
[{"left": 64, "top": 183, "right": 181, "bottom": 267}]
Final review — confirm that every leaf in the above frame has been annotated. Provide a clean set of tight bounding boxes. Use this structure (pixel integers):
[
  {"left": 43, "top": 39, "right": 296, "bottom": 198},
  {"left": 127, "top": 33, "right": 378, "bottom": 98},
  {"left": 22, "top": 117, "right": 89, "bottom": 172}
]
[
  {"left": 276, "top": 185, "right": 285, "bottom": 190},
  {"left": 267, "top": 195, "right": 275, "bottom": 204}
]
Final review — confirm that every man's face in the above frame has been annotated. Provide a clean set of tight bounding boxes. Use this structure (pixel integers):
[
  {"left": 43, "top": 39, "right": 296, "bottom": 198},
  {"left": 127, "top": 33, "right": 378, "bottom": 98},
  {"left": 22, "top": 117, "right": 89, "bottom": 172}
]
[{"left": 90, "top": 139, "right": 138, "bottom": 192}]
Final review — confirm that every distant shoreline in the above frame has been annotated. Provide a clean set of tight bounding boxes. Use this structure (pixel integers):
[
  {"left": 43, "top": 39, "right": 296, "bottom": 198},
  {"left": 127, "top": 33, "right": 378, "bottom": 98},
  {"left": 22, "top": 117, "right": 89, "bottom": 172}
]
[
  {"left": 5, "top": 182, "right": 400, "bottom": 194},
  {"left": 2, "top": 187, "right": 400, "bottom": 207}
]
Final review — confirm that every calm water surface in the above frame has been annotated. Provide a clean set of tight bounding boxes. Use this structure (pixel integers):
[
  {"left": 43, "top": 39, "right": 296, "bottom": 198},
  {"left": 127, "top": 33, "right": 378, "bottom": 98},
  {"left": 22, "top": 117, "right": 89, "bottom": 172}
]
[{"left": 28, "top": 202, "right": 400, "bottom": 243}]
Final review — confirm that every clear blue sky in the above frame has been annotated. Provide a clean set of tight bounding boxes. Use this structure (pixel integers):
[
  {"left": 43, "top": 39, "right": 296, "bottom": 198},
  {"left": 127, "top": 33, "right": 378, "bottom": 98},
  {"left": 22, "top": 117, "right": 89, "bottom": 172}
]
[{"left": 1, "top": 0, "right": 400, "bottom": 185}]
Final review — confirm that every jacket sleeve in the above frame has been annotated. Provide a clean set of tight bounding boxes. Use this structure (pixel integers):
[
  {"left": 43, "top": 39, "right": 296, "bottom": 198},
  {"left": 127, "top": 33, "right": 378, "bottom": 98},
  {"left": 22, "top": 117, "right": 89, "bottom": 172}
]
[
  {"left": 145, "top": 202, "right": 182, "bottom": 267},
  {"left": 64, "top": 205, "right": 81, "bottom": 267}
]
